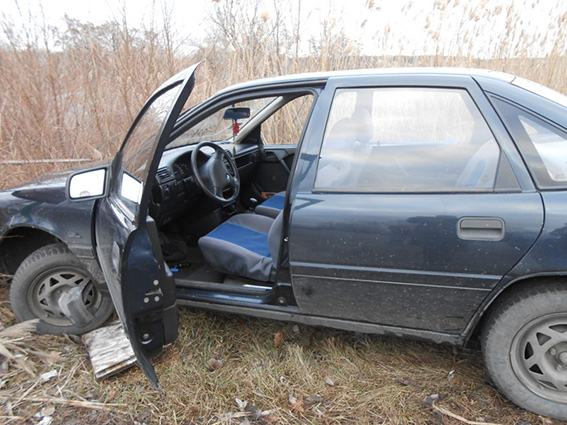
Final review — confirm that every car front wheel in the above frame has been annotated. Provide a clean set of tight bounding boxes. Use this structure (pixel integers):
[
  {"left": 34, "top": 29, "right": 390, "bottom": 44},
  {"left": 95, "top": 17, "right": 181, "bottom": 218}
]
[
  {"left": 10, "top": 243, "right": 114, "bottom": 335},
  {"left": 482, "top": 282, "right": 567, "bottom": 421}
]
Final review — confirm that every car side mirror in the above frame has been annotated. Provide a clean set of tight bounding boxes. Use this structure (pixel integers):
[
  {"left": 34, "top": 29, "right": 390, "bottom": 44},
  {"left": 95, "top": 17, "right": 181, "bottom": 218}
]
[
  {"left": 223, "top": 107, "right": 250, "bottom": 120},
  {"left": 67, "top": 167, "right": 108, "bottom": 200}
]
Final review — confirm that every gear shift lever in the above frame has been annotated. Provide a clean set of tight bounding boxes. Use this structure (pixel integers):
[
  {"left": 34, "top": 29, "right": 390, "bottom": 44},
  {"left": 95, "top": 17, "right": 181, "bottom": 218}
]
[{"left": 249, "top": 197, "right": 258, "bottom": 212}]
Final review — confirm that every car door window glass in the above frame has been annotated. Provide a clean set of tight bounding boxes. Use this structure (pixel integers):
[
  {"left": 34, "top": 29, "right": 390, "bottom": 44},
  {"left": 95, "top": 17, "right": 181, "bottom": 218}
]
[
  {"left": 261, "top": 95, "right": 314, "bottom": 145},
  {"left": 314, "top": 87, "right": 500, "bottom": 192},
  {"left": 118, "top": 83, "right": 183, "bottom": 215},
  {"left": 519, "top": 115, "right": 567, "bottom": 183},
  {"left": 491, "top": 97, "right": 567, "bottom": 189}
]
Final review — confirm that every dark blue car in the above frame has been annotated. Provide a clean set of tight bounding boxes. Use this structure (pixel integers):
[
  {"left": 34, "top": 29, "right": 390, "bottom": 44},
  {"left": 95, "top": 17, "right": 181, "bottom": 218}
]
[{"left": 1, "top": 65, "right": 566, "bottom": 420}]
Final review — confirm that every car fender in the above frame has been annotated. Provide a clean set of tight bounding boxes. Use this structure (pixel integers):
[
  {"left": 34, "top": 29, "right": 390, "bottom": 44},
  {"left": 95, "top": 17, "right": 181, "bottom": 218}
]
[{"left": 0, "top": 192, "right": 105, "bottom": 286}]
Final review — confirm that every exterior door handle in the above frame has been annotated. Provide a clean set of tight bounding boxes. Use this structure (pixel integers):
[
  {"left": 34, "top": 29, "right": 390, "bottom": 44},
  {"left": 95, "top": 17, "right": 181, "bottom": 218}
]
[{"left": 458, "top": 217, "right": 505, "bottom": 241}]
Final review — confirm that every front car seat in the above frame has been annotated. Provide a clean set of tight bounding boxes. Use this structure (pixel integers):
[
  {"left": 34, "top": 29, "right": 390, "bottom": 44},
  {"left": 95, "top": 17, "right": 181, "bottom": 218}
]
[
  {"left": 198, "top": 212, "right": 283, "bottom": 282},
  {"left": 255, "top": 192, "right": 285, "bottom": 218}
]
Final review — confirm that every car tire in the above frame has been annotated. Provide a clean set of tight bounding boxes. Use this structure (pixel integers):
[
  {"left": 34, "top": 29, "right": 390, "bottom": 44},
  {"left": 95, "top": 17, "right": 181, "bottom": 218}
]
[
  {"left": 481, "top": 282, "right": 567, "bottom": 421},
  {"left": 10, "top": 243, "right": 114, "bottom": 335}
]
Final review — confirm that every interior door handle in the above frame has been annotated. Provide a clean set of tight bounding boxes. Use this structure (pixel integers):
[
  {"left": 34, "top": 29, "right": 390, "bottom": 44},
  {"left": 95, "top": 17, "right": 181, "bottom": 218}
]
[{"left": 458, "top": 217, "right": 505, "bottom": 241}]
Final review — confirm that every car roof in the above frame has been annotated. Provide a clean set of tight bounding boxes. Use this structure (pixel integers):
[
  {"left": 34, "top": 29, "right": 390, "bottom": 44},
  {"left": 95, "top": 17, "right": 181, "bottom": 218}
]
[{"left": 213, "top": 67, "right": 516, "bottom": 95}]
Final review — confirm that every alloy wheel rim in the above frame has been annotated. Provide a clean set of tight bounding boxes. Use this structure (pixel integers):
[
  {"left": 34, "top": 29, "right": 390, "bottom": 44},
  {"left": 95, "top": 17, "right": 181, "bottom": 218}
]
[
  {"left": 27, "top": 267, "right": 101, "bottom": 326},
  {"left": 510, "top": 313, "right": 567, "bottom": 404}
]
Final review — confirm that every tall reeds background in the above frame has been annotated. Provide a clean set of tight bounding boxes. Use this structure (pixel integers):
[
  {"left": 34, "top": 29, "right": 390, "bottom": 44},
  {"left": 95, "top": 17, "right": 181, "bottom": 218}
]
[{"left": 1, "top": 0, "right": 566, "bottom": 190}]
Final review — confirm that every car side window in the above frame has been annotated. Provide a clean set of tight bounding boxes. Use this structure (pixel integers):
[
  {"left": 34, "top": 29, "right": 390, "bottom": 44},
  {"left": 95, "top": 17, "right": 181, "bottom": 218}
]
[
  {"left": 169, "top": 97, "right": 276, "bottom": 148},
  {"left": 314, "top": 87, "right": 500, "bottom": 193},
  {"left": 261, "top": 95, "right": 314, "bottom": 145},
  {"left": 491, "top": 97, "right": 567, "bottom": 189},
  {"left": 118, "top": 83, "right": 184, "bottom": 216}
]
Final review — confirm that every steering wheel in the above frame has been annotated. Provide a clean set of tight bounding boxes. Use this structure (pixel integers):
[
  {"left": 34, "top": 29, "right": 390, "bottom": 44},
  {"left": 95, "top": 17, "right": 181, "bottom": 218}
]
[{"left": 191, "top": 141, "right": 240, "bottom": 203}]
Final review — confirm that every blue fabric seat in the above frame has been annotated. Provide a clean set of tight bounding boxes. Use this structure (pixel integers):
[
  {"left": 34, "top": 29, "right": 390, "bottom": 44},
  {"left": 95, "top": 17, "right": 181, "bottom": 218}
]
[
  {"left": 255, "top": 191, "right": 285, "bottom": 218},
  {"left": 198, "top": 212, "right": 283, "bottom": 282}
]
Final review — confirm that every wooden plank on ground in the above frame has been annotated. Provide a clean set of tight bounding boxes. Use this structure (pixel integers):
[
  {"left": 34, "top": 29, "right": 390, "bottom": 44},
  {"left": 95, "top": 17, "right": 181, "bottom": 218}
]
[{"left": 82, "top": 321, "right": 136, "bottom": 380}]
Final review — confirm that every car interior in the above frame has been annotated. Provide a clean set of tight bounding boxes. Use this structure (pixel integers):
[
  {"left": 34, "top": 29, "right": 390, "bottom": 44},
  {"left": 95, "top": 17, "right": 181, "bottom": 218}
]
[{"left": 147, "top": 92, "right": 314, "bottom": 306}]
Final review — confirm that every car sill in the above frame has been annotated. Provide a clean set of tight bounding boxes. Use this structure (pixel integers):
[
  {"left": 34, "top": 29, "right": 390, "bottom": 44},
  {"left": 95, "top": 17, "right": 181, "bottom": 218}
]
[{"left": 176, "top": 299, "right": 464, "bottom": 346}]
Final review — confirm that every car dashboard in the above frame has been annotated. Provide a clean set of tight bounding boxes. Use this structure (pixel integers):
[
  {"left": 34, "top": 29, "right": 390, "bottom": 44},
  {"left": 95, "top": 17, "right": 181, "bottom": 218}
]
[{"left": 150, "top": 142, "right": 262, "bottom": 225}]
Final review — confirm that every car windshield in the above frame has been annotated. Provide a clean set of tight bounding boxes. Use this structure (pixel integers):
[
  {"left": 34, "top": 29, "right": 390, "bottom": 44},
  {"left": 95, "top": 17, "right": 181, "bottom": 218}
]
[{"left": 167, "top": 97, "right": 276, "bottom": 149}]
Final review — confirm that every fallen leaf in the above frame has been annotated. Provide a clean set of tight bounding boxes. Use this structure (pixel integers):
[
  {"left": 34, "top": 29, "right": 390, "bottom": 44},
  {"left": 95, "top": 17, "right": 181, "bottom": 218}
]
[
  {"left": 394, "top": 376, "right": 417, "bottom": 387},
  {"left": 274, "top": 332, "right": 284, "bottom": 349},
  {"left": 207, "top": 358, "right": 223, "bottom": 370},
  {"left": 244, "top": 405, "right": 262, "bottom": 420},
  {"left": 290, "top": 397, "right": 305, "bottom": 414},
  {"left": 235, "top": 397, "right": 247, "bottom": 410},
  {"left": 38, "top": 351, "right": 62, "bottom": 365},
  {"left": 306, "top": 395, "right": 323, "bottom": 404},
  {"left": 37, "top": 417, "right": 53, "bottom": 425},
  {"left": 40, "top": 370, "right": 58, "bottom": 382},
  {"left": 40, "top": 406, "right": 55, "bottom": 417},
  {"left": 423, "top": 393, "right": 439, "bottom": 407},
  {"left": 262, "top": 414, "right": 279, "bottom": 423}
]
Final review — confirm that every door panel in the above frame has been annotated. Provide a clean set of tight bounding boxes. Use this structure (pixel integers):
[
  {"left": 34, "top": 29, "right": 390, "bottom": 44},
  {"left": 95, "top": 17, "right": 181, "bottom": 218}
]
[
  {"left": 95, "top": 201, "right": 177, "bottom": 385},
  {"left": 289, "top": 192, "right": 543, "bottom": 333},
  {"left": 287, "top": 76, "right": 545, "bottom": 336},
  {"left": 94, "top": 64, "right": 199, "bottom": 388},
  {"left": 254, "top": 146, "right": 296, "bottom": 195}
]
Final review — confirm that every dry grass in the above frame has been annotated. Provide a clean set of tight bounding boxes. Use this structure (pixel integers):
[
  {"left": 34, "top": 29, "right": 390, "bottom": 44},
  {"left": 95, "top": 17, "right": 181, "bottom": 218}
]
[
  {"left": 0, "top": 273, "right": 560, "bottom": 424},
  {"left": 1, "top": 263, "right": 560, "bottom": 420}
]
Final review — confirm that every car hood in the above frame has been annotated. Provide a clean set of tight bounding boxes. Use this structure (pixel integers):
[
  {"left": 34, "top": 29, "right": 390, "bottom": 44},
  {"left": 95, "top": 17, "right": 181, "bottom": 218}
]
[{"left": 3, "top": 160, "right": 111, "bottom": 204}]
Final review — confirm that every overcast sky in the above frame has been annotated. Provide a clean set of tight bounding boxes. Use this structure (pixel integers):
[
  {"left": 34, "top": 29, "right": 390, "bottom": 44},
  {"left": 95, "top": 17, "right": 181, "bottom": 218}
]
[{"left": 2, "top": 0, "right": 566, "bottom": 58}]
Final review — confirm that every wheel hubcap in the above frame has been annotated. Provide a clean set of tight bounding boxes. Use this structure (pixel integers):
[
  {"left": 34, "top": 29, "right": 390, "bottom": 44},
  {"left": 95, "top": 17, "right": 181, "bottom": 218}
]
[
  {"left": 28, "top": 267, "right": 101, "bottom": 326},
  {"left": 511, "top": 313, "right": 567, "bottom": 403}
]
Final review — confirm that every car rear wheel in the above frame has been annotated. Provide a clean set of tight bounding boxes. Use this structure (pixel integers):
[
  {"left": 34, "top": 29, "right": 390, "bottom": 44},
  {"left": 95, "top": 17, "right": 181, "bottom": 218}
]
[
  {"left": 482, "top": 282, "right": 567, "bottom": 421},
  {"left": 10, "top": 243, "right": 114, "bottom": 335}
]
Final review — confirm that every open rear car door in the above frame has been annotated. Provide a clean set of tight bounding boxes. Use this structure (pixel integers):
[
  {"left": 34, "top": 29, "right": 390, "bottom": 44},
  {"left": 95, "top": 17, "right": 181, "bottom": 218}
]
[{"left": 72, "top": 64, "right": 199, "bottom": 389}]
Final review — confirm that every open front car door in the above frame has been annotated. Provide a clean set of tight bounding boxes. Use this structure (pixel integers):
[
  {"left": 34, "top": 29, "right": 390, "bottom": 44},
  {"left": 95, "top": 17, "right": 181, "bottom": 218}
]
[{"left": 91, "top": 64, "right": 199, "bottom": 390}]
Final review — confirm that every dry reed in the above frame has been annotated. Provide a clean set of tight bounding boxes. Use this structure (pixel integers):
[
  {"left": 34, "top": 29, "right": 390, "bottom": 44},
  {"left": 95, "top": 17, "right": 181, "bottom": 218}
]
[{"left": 1, "top": 0, "right": 566, "bottom": 189}]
